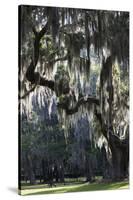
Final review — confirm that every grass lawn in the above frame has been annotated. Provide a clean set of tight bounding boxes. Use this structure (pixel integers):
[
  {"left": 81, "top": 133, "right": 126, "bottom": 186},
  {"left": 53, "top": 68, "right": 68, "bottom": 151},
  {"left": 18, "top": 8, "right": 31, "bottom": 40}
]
[{"left": 20, "top": 180, "right": 129, "bottom": 195}]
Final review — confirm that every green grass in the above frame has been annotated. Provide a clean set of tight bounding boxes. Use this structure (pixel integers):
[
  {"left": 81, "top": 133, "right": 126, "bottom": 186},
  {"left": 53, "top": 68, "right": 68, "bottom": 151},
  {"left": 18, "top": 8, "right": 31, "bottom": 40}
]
[{"left": 20, "top": 180, "right": 129, "bottom": 195}]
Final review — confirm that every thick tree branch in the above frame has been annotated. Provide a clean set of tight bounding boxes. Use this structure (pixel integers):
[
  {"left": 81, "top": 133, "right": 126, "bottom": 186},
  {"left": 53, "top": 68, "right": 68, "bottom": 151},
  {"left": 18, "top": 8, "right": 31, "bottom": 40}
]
[
  {"left": 24, "top": 24, "right": 99, "bottom": 113},
  {"left": 26, "top": 22, "right": 55, "bottom": 92},
  {"left": 58, "top": 96, "right": 99, "bottom": 115},
  {"left": 94, "top": 106, "right": 129, "bottom": 148},
  {"left": 49, "top": 54, "right": 68, "bottom": 64},
  {"left": 20, "top": 85, "right": 37, "bottom": 99}
]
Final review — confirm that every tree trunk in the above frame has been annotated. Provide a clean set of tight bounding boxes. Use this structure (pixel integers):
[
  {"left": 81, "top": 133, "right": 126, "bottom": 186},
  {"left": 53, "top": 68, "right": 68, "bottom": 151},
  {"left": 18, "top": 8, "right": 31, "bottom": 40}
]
[
  {"left": 109, "top": 134, "right": 129, "bottom": 181},
  {"left": 59, "top": 163, "right": 65, "bottom": 183},
  {"left": 42, "top": 159, "right": 46, "bottom": 183},
  {"left": 85, "top": 155, "right": 93, "bottom": 182},
  {"left": 26, "top": 154, "right": 36, "bottom": 184},
  {"left": 98, "top": 56, "right": 129, "bottom": 181}
]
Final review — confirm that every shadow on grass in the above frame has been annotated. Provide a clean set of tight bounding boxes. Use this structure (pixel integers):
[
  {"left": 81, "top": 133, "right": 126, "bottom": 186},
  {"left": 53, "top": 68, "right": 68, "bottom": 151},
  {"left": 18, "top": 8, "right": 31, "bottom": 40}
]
[
  {"left": 21, "top": 181, "right": 129, "bottom": 196},
  {"left": 21, "top": 180, "right": 85, "bottom": 190}
]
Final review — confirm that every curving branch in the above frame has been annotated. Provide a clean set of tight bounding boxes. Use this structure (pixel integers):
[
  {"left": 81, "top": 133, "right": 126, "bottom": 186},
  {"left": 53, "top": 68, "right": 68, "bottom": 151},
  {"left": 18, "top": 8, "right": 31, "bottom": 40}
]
[
  {"left": 49, "top": 54, "right": 68, "bottom": 64},
  {"left": 94, "top": 106, "right": 129, "bottom": 148},
  {"left": 20, "top": 84, "right": 37, "bottom": 99},
  {"left": 58, "top": 96, "right": 99, "bottom": 115},
  {"left": 25, "top": 22, "right": 55, "bottom": 92},
  {"left": 25, "top": 23, "right": 127, "bottom": 128},
  {"left": 24, "top": 20, "right": 100, "bottom": 115}
]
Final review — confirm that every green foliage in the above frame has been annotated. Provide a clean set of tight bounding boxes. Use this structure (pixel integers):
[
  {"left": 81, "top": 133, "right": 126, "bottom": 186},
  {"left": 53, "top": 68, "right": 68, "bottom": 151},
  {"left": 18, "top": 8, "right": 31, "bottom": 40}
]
[
  {"left": 112, "top": 61, "right": 129, "bottom": 101},
  {"left": 21, "top": 108, "right": 67, "bottom": 163},
  {"left": 55, "top": 65, "right": 70, "bottom": 80},
  {"left": 54, "top": 65, "right": 70, "bottom": 96},
  {"left": 65, "top": 32, "right": 85, "bottom": 57}
]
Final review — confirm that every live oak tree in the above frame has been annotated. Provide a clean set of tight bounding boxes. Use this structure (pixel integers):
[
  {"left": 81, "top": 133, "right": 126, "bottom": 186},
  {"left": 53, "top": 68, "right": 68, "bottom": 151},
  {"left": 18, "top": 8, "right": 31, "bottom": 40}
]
[{"left": 19, "top": 5, "right": 129, "bottom": 181}]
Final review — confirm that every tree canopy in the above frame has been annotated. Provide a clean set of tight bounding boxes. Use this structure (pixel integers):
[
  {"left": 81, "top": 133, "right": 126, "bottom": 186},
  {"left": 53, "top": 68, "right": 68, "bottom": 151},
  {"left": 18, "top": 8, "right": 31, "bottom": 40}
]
[{"left": 19, "top": 5, "right": 129, "bottom": 184}]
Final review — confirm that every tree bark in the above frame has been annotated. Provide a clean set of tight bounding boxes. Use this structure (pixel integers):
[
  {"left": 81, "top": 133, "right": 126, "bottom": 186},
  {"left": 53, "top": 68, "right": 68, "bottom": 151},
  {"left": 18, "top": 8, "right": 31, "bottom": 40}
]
[
  {"left": 26, "top": 154, "right": 36, "bottom": 184},
  {"left": 96, "top": 55, "right": 129, "bottom": 181},
  {"left": 109, "top": 134, "right": 129, "bottom": 180}
]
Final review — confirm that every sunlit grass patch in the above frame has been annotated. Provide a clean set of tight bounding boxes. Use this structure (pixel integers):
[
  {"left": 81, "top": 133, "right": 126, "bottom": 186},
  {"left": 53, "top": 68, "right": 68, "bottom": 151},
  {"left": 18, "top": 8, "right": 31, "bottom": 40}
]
[{"left": 20, "top": 180, "right": 129, "bottom": 195}]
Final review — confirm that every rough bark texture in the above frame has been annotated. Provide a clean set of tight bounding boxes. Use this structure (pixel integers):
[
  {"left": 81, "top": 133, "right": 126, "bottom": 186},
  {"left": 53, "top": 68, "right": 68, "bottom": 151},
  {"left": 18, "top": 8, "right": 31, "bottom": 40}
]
[{"left": 96, "top": 56, "right": 129, "bottom": 181}]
